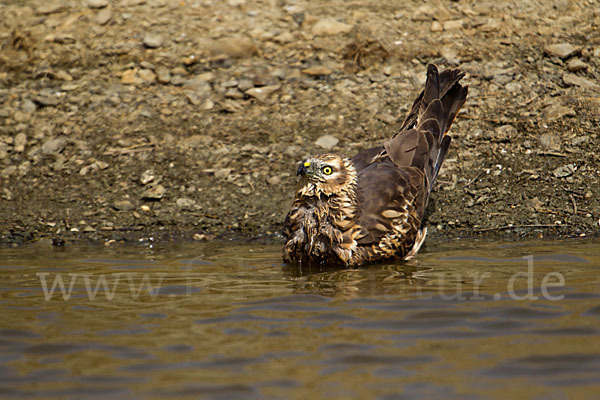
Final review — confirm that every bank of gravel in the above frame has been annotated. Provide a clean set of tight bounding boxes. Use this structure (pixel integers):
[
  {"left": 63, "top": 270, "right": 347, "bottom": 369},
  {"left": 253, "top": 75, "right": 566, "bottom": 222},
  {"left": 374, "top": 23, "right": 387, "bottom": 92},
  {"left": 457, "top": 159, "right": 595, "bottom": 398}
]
[{"left": 1, "top": 0, "right": 599, "bottom": 246}]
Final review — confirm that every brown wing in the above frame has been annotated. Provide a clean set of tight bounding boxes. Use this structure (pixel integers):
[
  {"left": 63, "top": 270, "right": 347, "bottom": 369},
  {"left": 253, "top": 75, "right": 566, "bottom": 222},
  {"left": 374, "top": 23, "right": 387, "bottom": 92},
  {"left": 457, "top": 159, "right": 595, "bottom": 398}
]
[{"left": 353, "top": 160, "right": 427, "bottom": 251}]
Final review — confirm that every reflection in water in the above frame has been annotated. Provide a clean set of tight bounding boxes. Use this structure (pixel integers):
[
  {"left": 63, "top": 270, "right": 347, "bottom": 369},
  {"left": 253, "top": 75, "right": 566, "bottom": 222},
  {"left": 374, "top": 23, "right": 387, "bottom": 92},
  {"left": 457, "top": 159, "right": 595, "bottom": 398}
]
[{"left": 0, "top": 239, "right": 599, "bottom": 398}]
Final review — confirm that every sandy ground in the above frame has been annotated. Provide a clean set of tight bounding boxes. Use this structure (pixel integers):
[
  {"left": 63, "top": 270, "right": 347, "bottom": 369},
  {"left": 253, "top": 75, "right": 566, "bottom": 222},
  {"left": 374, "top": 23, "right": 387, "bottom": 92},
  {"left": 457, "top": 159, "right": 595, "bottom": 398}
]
[{"left": 0, "top": 0, "right": 599, "bottom": 246}]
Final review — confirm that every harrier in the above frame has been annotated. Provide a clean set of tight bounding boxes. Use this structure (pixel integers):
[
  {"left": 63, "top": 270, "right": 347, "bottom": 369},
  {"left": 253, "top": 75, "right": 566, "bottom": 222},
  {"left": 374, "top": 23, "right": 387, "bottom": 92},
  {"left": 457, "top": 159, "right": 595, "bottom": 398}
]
[{"left": 283, "top": 64, "right": 468, "bottom": 267}]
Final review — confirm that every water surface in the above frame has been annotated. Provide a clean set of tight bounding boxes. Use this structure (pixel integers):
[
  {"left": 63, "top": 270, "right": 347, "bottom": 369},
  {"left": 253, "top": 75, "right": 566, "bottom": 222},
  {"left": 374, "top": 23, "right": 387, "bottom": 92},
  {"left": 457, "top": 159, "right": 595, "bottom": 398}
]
[{"left": 1, "top": 239, "right": 599, "bottom": 399}]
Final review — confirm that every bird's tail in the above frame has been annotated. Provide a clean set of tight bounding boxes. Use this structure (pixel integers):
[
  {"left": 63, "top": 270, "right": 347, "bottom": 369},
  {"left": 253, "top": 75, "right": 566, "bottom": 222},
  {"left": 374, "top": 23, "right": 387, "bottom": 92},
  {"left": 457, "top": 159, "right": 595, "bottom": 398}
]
[{"left": 384, "top": 64, "right": 468, "bottom": 190}]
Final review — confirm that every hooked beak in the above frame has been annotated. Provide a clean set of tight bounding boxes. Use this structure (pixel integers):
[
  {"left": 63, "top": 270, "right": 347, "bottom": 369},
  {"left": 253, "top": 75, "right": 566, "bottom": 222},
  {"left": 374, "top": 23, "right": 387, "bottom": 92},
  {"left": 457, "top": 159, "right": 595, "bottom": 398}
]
[{"left": 297, "top": 161, "right": 311, "bottom": 176}]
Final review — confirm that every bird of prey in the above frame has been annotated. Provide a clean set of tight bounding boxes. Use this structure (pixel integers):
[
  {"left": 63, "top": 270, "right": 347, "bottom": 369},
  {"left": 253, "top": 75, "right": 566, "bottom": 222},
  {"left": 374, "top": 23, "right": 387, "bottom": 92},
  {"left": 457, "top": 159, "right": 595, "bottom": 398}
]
[{"left": 282, "top": 64, "right": 468, "bottom": 267}]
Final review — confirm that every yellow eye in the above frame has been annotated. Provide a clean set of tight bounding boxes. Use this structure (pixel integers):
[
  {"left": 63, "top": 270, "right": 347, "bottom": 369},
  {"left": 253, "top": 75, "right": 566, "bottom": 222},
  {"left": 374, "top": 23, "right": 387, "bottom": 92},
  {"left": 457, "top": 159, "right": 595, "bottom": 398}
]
[{"left": 322, "top": 166, "right": 333, "bottom": 175}]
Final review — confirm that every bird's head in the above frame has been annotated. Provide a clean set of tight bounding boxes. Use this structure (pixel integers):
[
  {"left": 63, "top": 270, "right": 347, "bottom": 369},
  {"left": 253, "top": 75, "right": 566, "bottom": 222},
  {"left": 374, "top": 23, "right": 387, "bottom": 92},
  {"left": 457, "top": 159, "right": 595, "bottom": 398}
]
[{"left": 295, "top": 154, "right": 355, "bottom": 198}]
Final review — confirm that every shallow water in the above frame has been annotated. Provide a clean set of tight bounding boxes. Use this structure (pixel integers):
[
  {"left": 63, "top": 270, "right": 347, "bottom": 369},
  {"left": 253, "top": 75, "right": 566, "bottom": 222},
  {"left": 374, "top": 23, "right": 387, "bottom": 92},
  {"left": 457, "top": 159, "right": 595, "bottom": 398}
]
[{"left": 1, "top": 239, "right": 599, "bottom": 399}]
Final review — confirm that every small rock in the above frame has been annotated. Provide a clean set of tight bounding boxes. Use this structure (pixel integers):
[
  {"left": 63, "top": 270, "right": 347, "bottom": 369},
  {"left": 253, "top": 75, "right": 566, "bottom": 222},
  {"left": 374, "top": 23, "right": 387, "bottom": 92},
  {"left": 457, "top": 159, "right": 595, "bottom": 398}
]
[
  {"left": 245, "top": 84, "right": 280, "bottom": 102},
  {"left": 33, "top": 94, "right": 59, "bottom": 107},
  {"left": 544, "top": 43, "right": 578, "bottom": 58},
  {"left": 13, "top": 133, "right": 27, "bottom": 153},
  {"left": 443, "top": 19, "right": 463, "bottom": 30},
  {"left": 176, "top": 197, "right": 196, "bottom": 210},
  {"left": 142, "top": 185, "right": 166, "bottom": 200},
  {"left": 505, "top": 81, "right": 522, "bottom": 93},
  {"left": 114, "top": 200, "right": 135, "bottom": 211},
  {"left": 567, "top": 58, "right": 588, "bottom": 72},
  {"left": 193, "top": 233, "right": 215, "bottom": 241},
  {"left": 0, "top": 143, "right": 8, "bottom": 160},
  {"left": 96, "top": 8, "right": 112, "bottom": 25},
  {"left": 214, "top": 168, "right": 232, "bottom": 179},
  {"left": 562, "top": 73, "right": 600, "bottom": 91},
  {"left": 2, "top": 188, "right": 12, "bottom": 201},
  {"left": 86, "top": 0, "right": 109, "bottom": 8},
  {"left": 203, "top": 37, "right": 258, "bottom": 58},
  {"left": 41, "top": 137, "right": 67, "bottom": 155},
  {"left": 273, "top": 31, "right": 294, "bottom": 44},
  {"left": 225, "top": 88, "right": 244, "bottom": 99},
  {"left": 552, "top": 164, "right": 576, "bottom": 178},
  {"left": 543, "top": 104, "right": 576, "bottom": 121},
  {"left": 315, "top": 135, "right": 339, "bottom": 150},
  {"left": 430, "top": 21, "right": 443, "bottom": 32},
  {"left": 138, "top": 68, "right": 156, "bottom": 82},
  {"left": 439, "top": 48, "right": 459, "bottom": 65},
  {"left": 36, "top": 3, "right": 67, "bottom": 15},
  {"left": 22, "top": 100, "right": 37, "bottom": 114},
  {"left": 143, "top": 33, "right": 163, "bottom": 48},
  {"left": 494, "top": 125, "right": 517, "bottom": 142},
  {"left": 312, "top": 18, "right": 353, "bottom": 36},
  {"left": 140, "top": 169, "right": 155, "bottom": 185},
  {"left": 237, "top": 79, "right": 254, "bottom": 91},
  {"left": 121, "top": 69, "right": 143, "bottom": 85},
  {"left": 538, "top": 133, "right": 561, "bottom": 151},
  {"left": 301, "top": 66, "right": 332, "bottom": 76},
  {"left": 156, "top": 67, "right": 171, "bottom": 84},
  {"left": 266, "top": 176, "right": 281, "bottom": 185}
]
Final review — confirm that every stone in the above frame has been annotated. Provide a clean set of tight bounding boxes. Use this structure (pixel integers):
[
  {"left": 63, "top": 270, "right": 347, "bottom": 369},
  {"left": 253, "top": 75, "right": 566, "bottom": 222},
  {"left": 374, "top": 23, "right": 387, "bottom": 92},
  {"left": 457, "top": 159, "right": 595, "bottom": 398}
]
[
  {"left": 214, "top": 168, "right": 232, "bottom": 179},
  {"left": 22, "top": 100, "right": 37, "bottom": 113},
  {"left": 37, "top": 3, "right": 67, "bottom": 15},
  {"left": 315, "top": 135, "right": 339, "bottom": 150},
  {"left": 266, "top": 176, "right": 281, "bottom": 185},
  {"left": 562, "top": 73, "right": 600, "bottom": 91},
  {"left": 273, "top": 31, "right": 294, "bottom": 44},
  {"left": 176, "top": 197, "right": 196, "bottom": 210},
  {"left": 494, "top": 125, "right": 517, "bottom": 142},
  {"left": 430, "top": 21, "right": 443, "bottom": 32},
  {"left": 311, "top": 18, "right": 353, "bottom": 36},
  {"left": 41, "top": 137, "right": 67, "bottom": 155},
  {"left": 114, "top": 200, "right": 135, "bottom": 211},
  {"left": 553, "top": 164, "right": 576, "bottom": 178},
  {"left": 543, "top": 104, "right": 576, "bottom": 121},
  {"left": 566, "top": 59, "right": 588, "bottom": 72},
  {"left": 245, "top": 85, "right": 280, "bottom": 102},
  {"left": 301, "top": 66, "right": 332, "bottom": 76},
  {"left": 33, "top": 94, "right": 59, "bottom": 107},
  {"left": 143, "top": 33, "right": 163, "bottom": 48},
  {"left": 156, "top": 67, "right": 171, "bottom": 83},
  {"left": 121, "top": 69, "right": 142, "bottom": 85},
  {"left": 96, "top": 8, "right": 112, "bottom": 25},
  {"left": 201, "top": 37, "right": 258, "bottom": 58},
  {"left": 138, "top": 68, "right": 156, "bottom": 82},
  {"left": 13, "top": 133, "right": 27, "bottom": 153},
  {"left": 142, "top": 185, "right": 166, "bottom": 200},
  {"left": 87, "top": 0, "right": 109, "bottom": 8},
  {"left": 443, "top": 20, "right": 464, "bottom": 30},
  {"left": 544, "top": 43, "right": 578, "bottom": 58},
  {"left": 140, "top": 169, "right": 155, "bottom": 185}
]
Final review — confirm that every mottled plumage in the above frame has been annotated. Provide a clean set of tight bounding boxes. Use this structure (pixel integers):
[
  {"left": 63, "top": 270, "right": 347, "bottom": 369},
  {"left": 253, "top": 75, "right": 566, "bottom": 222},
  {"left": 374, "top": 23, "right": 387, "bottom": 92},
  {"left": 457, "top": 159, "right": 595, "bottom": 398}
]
[{"left": 283, "top": 64, "right": 468, "bottom": 267}]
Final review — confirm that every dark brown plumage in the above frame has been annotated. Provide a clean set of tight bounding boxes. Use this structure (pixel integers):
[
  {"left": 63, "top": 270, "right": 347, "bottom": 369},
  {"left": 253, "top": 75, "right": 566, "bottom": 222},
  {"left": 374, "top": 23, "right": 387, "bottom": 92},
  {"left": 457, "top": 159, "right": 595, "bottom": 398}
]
[{"left": 283, "top": 64, "right": 468, "bottom": 267}]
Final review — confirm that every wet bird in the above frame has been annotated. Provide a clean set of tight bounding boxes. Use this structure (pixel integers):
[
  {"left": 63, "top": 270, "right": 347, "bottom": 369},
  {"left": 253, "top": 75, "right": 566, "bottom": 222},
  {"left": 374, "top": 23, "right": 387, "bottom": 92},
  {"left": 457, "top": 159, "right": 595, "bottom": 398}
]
[{"left": 283, "top": 64, "right": 468, "bottom": 267}]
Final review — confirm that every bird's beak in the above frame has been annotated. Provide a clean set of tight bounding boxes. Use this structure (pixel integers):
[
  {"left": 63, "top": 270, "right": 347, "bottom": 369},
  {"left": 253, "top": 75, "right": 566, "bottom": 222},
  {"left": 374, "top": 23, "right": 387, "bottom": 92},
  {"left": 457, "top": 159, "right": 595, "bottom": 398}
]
[{"left": 297, "top": 161, "right": 311, "bottom": 176}]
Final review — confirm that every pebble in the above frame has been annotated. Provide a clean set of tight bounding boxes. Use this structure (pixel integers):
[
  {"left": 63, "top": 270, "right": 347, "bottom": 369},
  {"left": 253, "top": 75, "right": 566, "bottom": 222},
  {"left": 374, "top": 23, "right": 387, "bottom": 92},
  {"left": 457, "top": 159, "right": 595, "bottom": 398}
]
[
  {"left": 22, "top": 100, "right": 37, "bottom": 114},
  {"left": 0, "top": 143, "right": 7, "bottom": 160},
  {"left": 544, "top": 43, "right": 578, "bottom": 58},
  {"left": 552, "top": 164, "right": 576, "bottom": 178},
  {"left": 312, "top": 18, "right": 353, "bottom": 36},
  {"left": 245, "top": 85, "right": 280, "bottom": 102},
  {"left": 143, "top": 33, "right": 164, "bottom": 48},
  {"left": 121, "top": 69, "right": 143, "bottom": 85},
  {"left": 273, "top": 31, "right": 294, "bottom": 44},
  {"left": 443, "top": 20, "right": 464, "bottom": 30},
  {"left": 142, "top": 185, "right": 166, "bottom": 200},
  {"left": 138, "top": 68, "right": 156, "bottom": 83},
  {"left": 202, "top": 37, "right": 258, "bottom": 58},
  {"left": 41, "top": 137, "right": 67, "bottom": 155},
  {"left": 114, "top": 200, "right": 135, "bottom": 211},
  {"left": 430, "top": 21, "right": 443, "bottom": 32},
  {"left": 13, "top": 133, "right": 27, "bottom": 153},
  {"left": 566, "top": 59, "right": 587, "bottom": 72},
  {"left": 315, "top": 135, "right": 339, "bottom": 150},
  {"left": 86, "top": 0, "right": 109, "bottom": 8},
  {"left": 543, "top": 104, "right": 576, "bottom": 121},
  {"left": 266, "top": 176, "right": 281, "bottom": 185},
  {"left": 156, "top": 67, "right": 171, "bottom": 84},
  {"left": 562, "top": 73, "right": 600, "bottom": 91},
  {"left": 225, "top": 88, "right": 244, "bottom": 99},
  {"left": 176, "top": 197, "right": 196, "bottom": 210},
  {"left": 33, "top": 94, "right": 59, "bottom": 107},
  {"left": 36, "top": 3, "right": 67, "bottom": 15},
  {"left": 96, "top": 8, "right": 112, "bottom": 25},
  {"left": 140, "top": 169, "right": 155, "bottom": 185},
  {"left": 301, "top": 66, "right": 332, "bottom": 76}
]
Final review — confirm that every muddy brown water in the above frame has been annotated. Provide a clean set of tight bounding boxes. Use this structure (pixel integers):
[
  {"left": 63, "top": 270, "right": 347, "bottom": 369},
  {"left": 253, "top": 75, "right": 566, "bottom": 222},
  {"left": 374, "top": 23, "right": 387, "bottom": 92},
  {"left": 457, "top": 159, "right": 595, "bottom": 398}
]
[{"left": 1, "top": 239, "right": 599, "bottom": 399}]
